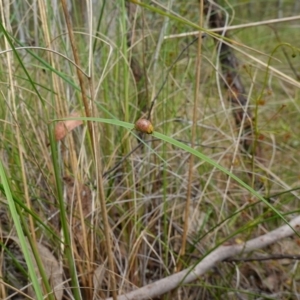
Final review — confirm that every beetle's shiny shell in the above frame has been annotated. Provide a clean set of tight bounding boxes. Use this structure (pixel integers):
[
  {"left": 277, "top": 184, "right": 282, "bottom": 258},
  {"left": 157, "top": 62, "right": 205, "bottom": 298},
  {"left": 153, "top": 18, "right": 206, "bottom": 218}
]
[{"left": 135, "top": 119, "right": 154, "bottom": 134}]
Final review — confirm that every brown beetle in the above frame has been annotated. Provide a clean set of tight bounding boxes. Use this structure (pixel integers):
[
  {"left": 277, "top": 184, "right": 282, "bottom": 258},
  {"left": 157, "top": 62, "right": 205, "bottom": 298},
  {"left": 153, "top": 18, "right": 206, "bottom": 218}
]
[{"left": 134, "top": 118, "right": 154, "bottom": 134}]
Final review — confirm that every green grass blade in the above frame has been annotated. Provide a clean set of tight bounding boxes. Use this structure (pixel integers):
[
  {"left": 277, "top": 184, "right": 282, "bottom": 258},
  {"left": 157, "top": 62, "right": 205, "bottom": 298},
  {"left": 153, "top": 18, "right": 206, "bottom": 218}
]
[
  {"left": 56, "top": 116, "right": 294, "bottom": 233},
  {"left": 0, "top": 161, "right": 44, "bottom": 299}
]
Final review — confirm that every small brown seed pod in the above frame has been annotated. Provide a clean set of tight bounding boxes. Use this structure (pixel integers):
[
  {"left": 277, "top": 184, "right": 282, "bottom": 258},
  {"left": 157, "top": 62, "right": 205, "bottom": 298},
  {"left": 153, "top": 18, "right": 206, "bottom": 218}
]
[{"left": 134, "top": 118, "right": 154, "bottom": 134}]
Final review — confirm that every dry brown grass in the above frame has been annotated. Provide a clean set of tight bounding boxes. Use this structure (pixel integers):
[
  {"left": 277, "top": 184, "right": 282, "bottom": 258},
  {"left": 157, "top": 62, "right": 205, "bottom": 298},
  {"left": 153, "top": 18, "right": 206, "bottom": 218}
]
[{"left": 0, "top": 1, "right": 300, "bottom": 299}]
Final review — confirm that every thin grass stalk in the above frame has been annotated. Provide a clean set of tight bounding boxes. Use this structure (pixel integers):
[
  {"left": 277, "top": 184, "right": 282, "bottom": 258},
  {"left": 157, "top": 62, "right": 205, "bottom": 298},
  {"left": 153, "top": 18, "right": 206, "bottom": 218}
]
[
  {"left": 0, "top": 162, "right": 44, "bottom": 299},
  {"left": 250, "top": 43, "right": 297, "bottom": 187},
  {"left": 126, "top": 2, "right": 149, "bottom": 115},
  {"left": 60, "top": 0, "right": 93, "bottom": 145},
  {"left": 119, "top": 0, "right": 138, "bottom": 286},
  {"left": 161, "top": 47, "right": 170, "bottom": 288},
  {"left": 38, "top": 2, "right": 87, "bottom": 298},
  {"left": 148, "top": 0, "right": 173, "bottom": 121},
  {"left": 125, "top": 4, "right": 149, "bottom": 285},
  {"left": 60, "top": 0, "right": 117, "bottom": 297},
  {"left": 167, "top": 14, "right": 300, "bottom": 38},
  {"left": 15, "top": 205, "right": 55, "bottom": 300},
  {"left": 120, "top": 1, "right": 130, "bottom": 124},
  {"left": 178, "top": 0, "right": 204, "bottom": 270},
  {"left": 92, "top": 2, "right": 106, "bottom": 54},
  {"left": 0, "top": 45, "right": 87, "bottom": 92},
  {"left": 64, "top": 122, "right": 92, "bottom": 293},
  {"left": 93, "top": 130, "right": 118, "bottom": 300},
  {"left": 156, "top": 0, "right": 176, "bottom": 285},
  {"left": 60, "top": 0, "right": 96, "bottom": 296},
  {"left": 88, "top": 76, "right": 97, "bottom": 291},
  {"left": 86, "top": 0, "right": 96, "bottom": 283},
  {"left": 87, "top": 21, "right": 117, "bottom": 297},
  {"left": 128, "top": 0, "right": 209, "bottom": 36},
  {"left": 0, "top": 3, "right": 54, "bottom": 298},
  {"left": 48, "top": 124, "right": 82, "bottom": 300},
  {"left": 37, "top": 0, "right": 65, "bottom": 112},
  {"left": 0, "top": 34, "right": 44, "bottom": 104},
  {"left": 0, "top": 0, "right": 36, "bottom": 244}
]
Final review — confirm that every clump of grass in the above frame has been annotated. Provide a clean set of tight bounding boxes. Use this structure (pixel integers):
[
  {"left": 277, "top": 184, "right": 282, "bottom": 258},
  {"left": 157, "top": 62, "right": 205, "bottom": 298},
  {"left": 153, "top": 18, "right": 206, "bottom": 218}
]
[{"left": 0, "top": 1, "right": 300, "bottom": 299}]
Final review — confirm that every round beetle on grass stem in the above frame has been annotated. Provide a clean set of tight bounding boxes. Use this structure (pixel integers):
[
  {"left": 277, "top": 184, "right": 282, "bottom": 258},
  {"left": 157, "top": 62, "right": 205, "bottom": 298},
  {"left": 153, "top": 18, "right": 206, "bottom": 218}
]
[{"left": 134, "top": 119, "right": 154, "bottom": 134}]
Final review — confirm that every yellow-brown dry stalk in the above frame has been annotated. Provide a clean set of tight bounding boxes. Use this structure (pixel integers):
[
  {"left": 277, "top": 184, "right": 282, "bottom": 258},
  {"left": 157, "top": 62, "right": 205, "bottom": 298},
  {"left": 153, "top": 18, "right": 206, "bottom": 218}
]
[
  {"left": 60, "top": 1, "right": 117, "bottom": 299},
  {"left": 178, "top": 0, "right": 204, "bottom": 271}
]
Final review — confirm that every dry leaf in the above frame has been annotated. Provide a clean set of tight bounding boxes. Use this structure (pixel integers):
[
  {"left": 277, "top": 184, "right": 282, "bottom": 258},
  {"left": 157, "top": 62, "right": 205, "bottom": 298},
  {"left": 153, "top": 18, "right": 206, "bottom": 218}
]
[
  {"left": 54, "top": 111, "right": 83, "bottom": 141},
  {"left": 93, "top": 263, "right": 106, "bottom": 299},
  {"left": 36, "top": 243, "right": 64, "bottom": 300},
  {"left": 263, "top": 273, "right": 280, "bottom": 292},
  {"left": 182, "top": 204, "right": 206, "bottom": 236}
]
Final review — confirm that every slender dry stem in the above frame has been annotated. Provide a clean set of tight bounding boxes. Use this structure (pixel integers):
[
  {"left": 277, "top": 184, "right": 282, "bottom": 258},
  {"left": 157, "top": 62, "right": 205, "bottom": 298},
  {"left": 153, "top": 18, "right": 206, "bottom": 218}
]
[
  {"left": 178, "top": 0, "right": 204, "bottom": 269},
  {"left": 60, "top": 1, "right": 117, "bottom": 298},
  {"left": 165, "top": 15, "right": 300, "bottom": 39},
  {"left": 60, "top": 0, "right": 93, "bottom": 143}
]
